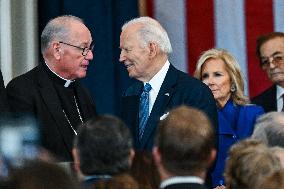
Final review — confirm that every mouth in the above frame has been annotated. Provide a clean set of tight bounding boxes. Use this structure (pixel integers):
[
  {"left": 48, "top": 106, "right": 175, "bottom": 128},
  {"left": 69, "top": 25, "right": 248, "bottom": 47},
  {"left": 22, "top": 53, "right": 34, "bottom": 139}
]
[
  {"left": 125, "top": 63, "right": 134, "bottom": 69},
  {"left": 211, "top": 89, "right": 218, "bottom": 93},
  {"left": 270, "top": 72, "right": 284, "bottom": 77},
  {"left": 80, "top": 64, "right": 89, "bottom": 70}
]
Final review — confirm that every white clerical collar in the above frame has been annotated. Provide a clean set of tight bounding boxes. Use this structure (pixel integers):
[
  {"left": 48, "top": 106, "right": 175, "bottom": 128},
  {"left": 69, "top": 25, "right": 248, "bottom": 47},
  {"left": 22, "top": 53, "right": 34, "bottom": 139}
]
[
  {"left": 44, "top": 61, "right": 74, "bottom": 87},
  {"left": 160, "top": 176, "right": 204, "bottom": 189}
]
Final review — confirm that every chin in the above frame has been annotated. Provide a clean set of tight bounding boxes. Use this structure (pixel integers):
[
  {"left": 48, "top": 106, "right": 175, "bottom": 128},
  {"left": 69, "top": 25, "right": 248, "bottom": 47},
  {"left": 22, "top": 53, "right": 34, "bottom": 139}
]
[{"left": 77, "top": 73, "right": 87, "bottom": 79}]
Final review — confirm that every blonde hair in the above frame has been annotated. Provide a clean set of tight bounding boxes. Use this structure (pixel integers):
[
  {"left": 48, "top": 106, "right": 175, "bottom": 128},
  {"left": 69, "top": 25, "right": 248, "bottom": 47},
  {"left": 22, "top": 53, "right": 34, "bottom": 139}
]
[
  {"left": 194, "top": 48, "right": 249, "bottom": 105},
  {"left": 224, "top": 139, "right": 281, "bottom": 189}
]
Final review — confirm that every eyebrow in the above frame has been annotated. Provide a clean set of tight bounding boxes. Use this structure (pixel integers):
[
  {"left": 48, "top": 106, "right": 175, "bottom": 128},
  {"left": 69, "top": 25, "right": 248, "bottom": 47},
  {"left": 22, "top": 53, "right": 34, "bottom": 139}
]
[{"left": 261, "top": 51, "right": 283, "bottom": 58}]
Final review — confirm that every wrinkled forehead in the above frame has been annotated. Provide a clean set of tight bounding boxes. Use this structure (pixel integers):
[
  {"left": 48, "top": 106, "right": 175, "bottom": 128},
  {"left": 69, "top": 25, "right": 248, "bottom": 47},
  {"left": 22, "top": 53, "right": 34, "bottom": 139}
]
[{"left": 261, "top": 37, "right": 284, "bottom": 56}]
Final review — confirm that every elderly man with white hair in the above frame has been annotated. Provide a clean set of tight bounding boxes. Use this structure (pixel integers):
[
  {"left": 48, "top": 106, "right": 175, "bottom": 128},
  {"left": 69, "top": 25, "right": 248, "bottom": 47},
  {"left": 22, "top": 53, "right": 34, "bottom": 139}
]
[{"left": 119, "top": 16, "right": 218, "bottom": 151}]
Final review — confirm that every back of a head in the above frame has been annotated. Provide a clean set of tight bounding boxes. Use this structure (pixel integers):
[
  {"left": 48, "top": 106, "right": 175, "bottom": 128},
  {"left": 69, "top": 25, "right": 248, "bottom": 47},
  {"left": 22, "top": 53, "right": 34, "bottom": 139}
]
[
  {"left": 122, "top": 16, "right": 172, "bottom": 54},
  {"left": 74, "top": 115, "right": 133, "bottom": 175},
  {"left": 252, "top": 112, "right": 284, "bottom": 147},
  {"left": 130, "top": 150, "right": 160, "bottom": 189},
  {"left": 270, "top": 146, "right": 284, "bottom": 167},
  {"left": 41, "top": 15, "right": 84, "bottom": 54},
  {"left": 156, "top": 105, "right": 215, "bottom": 175},
  {"left": 225, "top": 139, "right": 281, "bottom": 189},
  {"left": 5, "top": 160, "right": 79, "bottom": 189},
  {"left": 254, "top": 169, "right": 284, "bottom": 189},
  {"left": 92, "top": 173, "right": 139, "bottom": 189}
]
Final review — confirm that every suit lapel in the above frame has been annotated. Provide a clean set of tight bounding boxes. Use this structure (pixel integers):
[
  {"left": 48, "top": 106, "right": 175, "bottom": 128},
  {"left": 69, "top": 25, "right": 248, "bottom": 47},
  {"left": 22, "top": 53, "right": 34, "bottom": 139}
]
[
  {"left": 140, "top": 65, "right": 178, "bottom": 148},
  {"left": 269, "top": 85, "right": 277, "bottom": 111},
  {"left": 122, "top": 82, "right": 143, "bottom": 147},
  {"left": 37, "top": 64, "right": 74, "bottom": 152}
]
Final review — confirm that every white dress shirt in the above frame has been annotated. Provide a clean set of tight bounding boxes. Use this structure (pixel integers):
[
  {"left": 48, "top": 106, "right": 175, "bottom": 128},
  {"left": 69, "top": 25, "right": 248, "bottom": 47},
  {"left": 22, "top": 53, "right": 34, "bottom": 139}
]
[
  {"left": 276, "top": 85, "right": 284, "bottom": 111},
  {"left": 160, "top": 176, "right": 204, "bottom": 189},
  {"left": 144, "top": 60, "right": 170, "bottom": 114}
]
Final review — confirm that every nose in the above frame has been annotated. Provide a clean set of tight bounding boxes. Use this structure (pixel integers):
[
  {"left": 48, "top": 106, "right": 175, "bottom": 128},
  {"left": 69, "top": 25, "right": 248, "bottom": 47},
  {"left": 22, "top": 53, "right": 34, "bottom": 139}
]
[
  {"left": 204, "top": 76, "right": 214, "bottom": 86},
  {"left": 119, "top": 51, "right": 126, "bottom": 62},
  {"left": 84, "top": 50, "right": 93, "bottom": 60},
  {"left": 268, "top": 58, "right": 277, "bottom": 69}
]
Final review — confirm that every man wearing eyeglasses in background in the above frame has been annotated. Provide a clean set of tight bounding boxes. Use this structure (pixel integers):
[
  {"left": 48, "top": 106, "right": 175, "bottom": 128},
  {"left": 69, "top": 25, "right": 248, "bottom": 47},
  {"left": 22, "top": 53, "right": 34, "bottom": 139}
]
[
  {"left": 6, "top": 15, "right": 97, "bottom": 161},
  {"left": 252, "top": 32, "right": 284, "bottom": 112}
]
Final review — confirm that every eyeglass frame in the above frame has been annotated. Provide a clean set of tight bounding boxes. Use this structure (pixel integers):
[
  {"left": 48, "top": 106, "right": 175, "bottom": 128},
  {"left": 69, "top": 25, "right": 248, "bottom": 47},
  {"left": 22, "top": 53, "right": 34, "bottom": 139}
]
[
  {"left": 260, "top": 52, "right": 284, "bottom": 69},
  {"left": 58, "top": 41, "right": 94, "bottom": 56}
]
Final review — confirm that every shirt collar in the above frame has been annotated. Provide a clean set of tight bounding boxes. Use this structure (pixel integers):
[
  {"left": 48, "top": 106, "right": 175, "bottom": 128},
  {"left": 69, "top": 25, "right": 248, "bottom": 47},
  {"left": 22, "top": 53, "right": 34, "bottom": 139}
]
[
  {"left": 276, "top": 85, "right": 284, "bottom": 100},
  {"left": 146, "top": 60, "right": 170, "bottom": 92},
  {"left": 45, "top": 61, "right": 74, "bottom": 87},
  {"left": 160, "top": 176, "right": 204, "bottom": 189},
  {"left": 84, "top": 175, "right": 112, "bottom": 181}
]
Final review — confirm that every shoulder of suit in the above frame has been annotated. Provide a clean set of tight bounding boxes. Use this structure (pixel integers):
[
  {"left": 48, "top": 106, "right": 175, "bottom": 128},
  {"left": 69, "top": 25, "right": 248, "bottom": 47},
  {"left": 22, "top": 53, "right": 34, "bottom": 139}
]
[
  {"left": 239, "top": 103, "right": 265, "bottom": 113},
  {"left": 252, "top": 85, "right": 275, "bottom": 100},
  {"left": 7, "top": 65, "right": 40, "bottom": 87}
]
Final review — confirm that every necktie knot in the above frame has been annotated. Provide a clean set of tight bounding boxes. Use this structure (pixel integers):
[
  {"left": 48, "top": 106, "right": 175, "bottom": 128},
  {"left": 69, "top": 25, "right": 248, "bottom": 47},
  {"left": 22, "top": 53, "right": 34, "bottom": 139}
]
[{"left": 143, "top": 83, "right": 152, "bottom": 93}]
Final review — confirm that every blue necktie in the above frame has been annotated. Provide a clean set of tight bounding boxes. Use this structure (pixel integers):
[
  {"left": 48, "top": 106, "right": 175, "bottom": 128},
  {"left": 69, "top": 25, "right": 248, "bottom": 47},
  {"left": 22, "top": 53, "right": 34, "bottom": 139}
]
[{"left": 139, "top": 83, "right": 152, "bottom": 140}]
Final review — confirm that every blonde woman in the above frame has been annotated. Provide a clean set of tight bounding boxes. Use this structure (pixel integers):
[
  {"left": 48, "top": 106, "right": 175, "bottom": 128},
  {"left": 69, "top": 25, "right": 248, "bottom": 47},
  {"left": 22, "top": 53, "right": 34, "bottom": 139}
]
[{"left": 194, "top": 48, "right": 264, "bottom": 188}]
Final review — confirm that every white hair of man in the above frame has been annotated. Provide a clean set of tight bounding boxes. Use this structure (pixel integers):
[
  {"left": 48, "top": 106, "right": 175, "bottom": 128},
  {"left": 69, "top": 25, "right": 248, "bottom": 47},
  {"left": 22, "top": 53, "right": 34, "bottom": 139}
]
[
  {"left": 122, "top": 16, "right": 172, "bottom": 54},
  {"left": 252, "top": 112, "right": 284, "bottom": 147}
]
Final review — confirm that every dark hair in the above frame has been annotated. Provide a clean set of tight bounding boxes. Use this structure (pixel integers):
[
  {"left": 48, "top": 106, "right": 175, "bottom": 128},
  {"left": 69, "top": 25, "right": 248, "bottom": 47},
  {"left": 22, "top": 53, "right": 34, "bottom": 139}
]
[
  {"left": 156, "top": 105, "right": 215, "bottom": 175},
  {"left": 74, "top": 115, "right": 133, "bottom": 175},
  {"left": 92, "top": 173, "right": 139, "bottom": 189},
  {"left": 256, "top": 32, "right": 284, "bottom": 60},
  {"left": 4, "top": 160, "right": 79, "bottom": 189},
  {"left": 130, "top": 150, "right": 160, "bottom": 189}
]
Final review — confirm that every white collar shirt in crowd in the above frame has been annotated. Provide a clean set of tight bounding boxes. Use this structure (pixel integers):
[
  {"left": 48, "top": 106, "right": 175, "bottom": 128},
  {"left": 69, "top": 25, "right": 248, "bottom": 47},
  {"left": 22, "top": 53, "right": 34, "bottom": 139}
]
[{"left": 159, "top": 176, "right": 204, "bottom": 189}]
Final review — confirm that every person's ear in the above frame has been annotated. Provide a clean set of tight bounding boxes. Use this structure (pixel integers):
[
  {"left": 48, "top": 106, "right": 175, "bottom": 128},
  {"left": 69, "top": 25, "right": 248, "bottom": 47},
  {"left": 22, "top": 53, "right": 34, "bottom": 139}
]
[
  {"left": 129, "top": 148, "right": 135, "bottom": 166},
  {"left": 52, "top": 42, "right": 61, "bottom": 60},
  {"left": 72, "top": 148, "right": 80, "bottom": 172},
  {"left": 208, "top": 149, "right": 217, "bottom": 167},
  {"left": 152, "top": 146, "right": 162, "bottom": 166},
  {"left": 148, "top": 42, "right": 158, "bottom": 58}
]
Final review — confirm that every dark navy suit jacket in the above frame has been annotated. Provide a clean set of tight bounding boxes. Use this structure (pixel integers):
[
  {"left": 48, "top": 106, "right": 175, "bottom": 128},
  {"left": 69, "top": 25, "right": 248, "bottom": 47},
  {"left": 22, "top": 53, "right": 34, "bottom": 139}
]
[
  {"left": 121, "top": 64, "right": 218, "bottom": 150},
  {"left": 251, "top": 85, "right": 276, "bottom": 112},
  {"left": 211, "top": 100, "right": 264, "bottom": 187}
]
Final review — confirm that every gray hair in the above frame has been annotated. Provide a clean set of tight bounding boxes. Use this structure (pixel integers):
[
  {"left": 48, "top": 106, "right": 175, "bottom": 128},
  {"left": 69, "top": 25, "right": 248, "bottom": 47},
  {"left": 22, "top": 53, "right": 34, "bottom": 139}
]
[
  {"left": 122, "top": 16, "right": 172, "bottom": 54},
  {"left": 41, "top": 15, "right": 84, "bottom": 53},
  {"left": 252, "top": 112, "right": 284, "bottom": 147}
]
